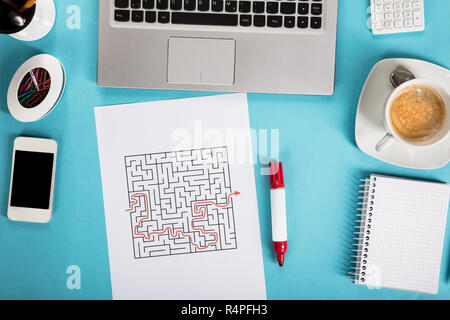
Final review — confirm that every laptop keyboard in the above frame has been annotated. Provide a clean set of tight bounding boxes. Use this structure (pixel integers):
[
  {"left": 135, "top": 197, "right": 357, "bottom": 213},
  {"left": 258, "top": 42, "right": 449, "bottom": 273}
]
[{"left": 112, "top": 0, "right": 324, "bottom": 30}]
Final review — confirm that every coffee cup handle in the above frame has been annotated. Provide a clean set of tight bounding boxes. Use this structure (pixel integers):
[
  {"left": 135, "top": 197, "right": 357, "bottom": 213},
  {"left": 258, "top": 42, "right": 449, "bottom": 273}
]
[{"left": 375, "top": 133, "right": 394, "bottom": 152}]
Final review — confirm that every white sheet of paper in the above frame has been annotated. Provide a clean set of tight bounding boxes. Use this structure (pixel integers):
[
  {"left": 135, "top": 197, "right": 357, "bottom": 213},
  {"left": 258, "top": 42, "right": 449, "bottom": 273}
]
[{"left": 94, "top": 93, "right": 266, "bottom": 299}]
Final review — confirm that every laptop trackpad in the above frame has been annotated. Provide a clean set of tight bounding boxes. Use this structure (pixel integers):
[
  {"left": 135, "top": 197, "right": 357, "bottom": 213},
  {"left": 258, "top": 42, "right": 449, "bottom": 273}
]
[{"left": 167, "top": 37, "right": 235, "bottom": 85}]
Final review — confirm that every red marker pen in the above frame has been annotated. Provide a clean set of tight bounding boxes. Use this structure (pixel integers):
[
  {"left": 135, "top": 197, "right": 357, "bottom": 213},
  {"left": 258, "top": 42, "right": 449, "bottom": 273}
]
[{"left": 269, "top": 162, "right": 287, "bottom": 267}]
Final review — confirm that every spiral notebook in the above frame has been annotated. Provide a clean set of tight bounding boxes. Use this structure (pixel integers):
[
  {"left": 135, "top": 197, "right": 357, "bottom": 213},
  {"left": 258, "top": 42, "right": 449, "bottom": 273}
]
[{"left": 351, "top": 174, "right": 450, "bottom": 294}]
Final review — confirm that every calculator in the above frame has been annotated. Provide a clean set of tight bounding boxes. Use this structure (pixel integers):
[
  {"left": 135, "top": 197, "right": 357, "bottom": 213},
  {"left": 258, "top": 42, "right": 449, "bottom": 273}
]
[{"left": 370, "top": 0, "right": 425, "bottom": 35}]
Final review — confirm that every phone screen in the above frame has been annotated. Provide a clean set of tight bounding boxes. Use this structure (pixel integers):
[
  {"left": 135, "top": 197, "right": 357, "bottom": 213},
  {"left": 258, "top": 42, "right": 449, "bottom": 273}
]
[{"left": 10, "top": 150, "right": 54, "bottom": 210}]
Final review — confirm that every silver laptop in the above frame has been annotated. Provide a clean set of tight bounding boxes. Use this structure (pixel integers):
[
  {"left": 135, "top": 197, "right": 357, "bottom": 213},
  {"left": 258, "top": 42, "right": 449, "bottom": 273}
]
[{"left": 98, "top": 0, "right": 338, "bottom": 95}]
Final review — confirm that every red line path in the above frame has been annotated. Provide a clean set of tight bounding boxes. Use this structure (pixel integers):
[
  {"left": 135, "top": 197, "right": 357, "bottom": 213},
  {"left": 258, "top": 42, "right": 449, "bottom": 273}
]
[{"left": 126, "top": 191, "right": 240, "bottom": 250}]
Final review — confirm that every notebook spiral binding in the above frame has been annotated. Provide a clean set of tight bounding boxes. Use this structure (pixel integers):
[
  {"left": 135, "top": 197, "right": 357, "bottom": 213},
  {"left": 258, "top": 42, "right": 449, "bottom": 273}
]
[{"left": 349, "top": 175, "right": 377, "bottom": 284}]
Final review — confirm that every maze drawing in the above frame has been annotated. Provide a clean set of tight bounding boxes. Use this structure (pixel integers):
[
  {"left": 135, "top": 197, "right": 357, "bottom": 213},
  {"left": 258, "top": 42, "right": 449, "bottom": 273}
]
[{"left": 125, "top": 147, "right": 238, "bottom": 259}]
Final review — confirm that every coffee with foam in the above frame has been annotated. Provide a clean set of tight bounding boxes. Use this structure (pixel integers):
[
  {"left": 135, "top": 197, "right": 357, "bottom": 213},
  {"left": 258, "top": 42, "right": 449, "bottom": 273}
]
[{"left": 389, "top": 84, "right": 446, "bottom": 142}]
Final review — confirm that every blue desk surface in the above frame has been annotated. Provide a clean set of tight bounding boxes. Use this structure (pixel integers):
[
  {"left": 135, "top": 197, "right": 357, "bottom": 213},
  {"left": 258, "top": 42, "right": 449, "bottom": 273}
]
[{"left": 0, "top": 0, "right": 449, "bottom": 300}]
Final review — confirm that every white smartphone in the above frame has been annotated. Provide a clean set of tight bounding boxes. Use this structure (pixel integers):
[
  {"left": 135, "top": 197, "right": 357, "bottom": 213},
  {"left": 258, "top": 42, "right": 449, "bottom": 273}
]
[{"left": 7, "top": 137, "right": 58, "bottom": 223}]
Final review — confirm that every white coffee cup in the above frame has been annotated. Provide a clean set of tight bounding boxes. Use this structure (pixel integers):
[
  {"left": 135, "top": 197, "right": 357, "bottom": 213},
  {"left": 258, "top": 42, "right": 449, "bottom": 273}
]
[{"left": 376, "top": 79, "right": 450, "bottom": 152}]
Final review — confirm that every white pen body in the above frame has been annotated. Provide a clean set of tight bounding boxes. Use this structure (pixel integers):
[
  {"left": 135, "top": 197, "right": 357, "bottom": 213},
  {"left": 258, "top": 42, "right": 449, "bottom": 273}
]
[{"left": 270, "top": 188, "right": 287, "bottom": 242}]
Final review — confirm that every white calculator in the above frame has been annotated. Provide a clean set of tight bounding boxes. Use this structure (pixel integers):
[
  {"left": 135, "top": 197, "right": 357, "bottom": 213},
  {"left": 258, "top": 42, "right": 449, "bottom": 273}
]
[{"left": 370, "top": 0, "right": 425, "bottom": 35}]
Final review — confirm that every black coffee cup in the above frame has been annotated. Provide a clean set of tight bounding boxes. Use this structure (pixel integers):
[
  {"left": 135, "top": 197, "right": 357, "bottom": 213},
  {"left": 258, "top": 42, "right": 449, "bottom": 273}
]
[{"left": 0, "top": 3, "right": 36, "bottom": 35}]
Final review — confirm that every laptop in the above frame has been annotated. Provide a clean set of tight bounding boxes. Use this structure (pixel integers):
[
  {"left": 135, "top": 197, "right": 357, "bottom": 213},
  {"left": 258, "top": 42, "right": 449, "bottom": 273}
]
[{"left": 98, "top": 0, "right": 338, "bottom": 95}]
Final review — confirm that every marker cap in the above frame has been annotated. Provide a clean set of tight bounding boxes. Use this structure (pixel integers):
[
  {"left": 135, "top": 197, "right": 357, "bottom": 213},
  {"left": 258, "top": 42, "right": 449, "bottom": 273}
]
[{"left": 269, "top": 162, "right": 285, "bottom": 189}]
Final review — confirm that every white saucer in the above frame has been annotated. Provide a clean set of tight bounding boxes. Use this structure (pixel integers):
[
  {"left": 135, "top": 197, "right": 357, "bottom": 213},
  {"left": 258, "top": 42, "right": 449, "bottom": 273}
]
[{"left": 355, "top": 58, "right": 450, "bottom": 170}]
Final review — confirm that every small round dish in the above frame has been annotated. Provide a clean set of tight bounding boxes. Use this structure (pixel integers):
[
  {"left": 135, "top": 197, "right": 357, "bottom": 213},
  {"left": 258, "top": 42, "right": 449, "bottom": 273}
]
[{"left": 7, "top": 54, "right": 65, "bottom": 123}]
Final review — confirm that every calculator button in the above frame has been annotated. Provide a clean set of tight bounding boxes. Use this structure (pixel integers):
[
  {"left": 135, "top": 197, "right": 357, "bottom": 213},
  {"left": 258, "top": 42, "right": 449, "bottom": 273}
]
[
  {"left": 413, "top": 10, "right": 423, "bottom": 26},
  {"left": 375, "top": 22, "right": 384, "bottom": 30}
]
